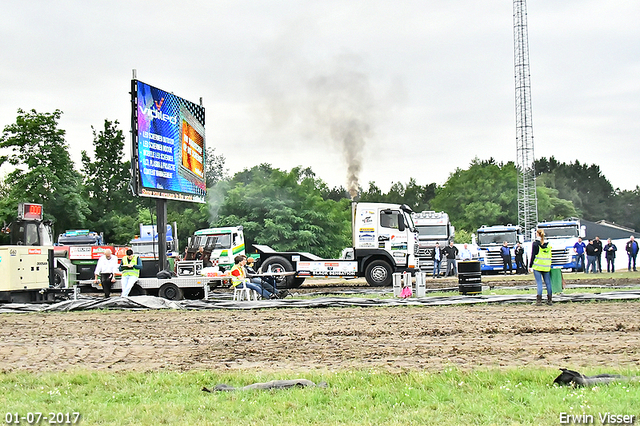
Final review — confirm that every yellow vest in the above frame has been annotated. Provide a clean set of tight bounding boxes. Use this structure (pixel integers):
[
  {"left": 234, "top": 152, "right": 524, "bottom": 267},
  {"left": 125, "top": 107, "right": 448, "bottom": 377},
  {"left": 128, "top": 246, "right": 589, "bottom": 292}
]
[
  {"left": 532, "top": 244, "right": 552, "bottom": 272},
  {"left": 122, "top": 255, "right": 140, "bottom": 277},
  {"left": 230, "top": 264, "right": 246, "bottom": 287}
]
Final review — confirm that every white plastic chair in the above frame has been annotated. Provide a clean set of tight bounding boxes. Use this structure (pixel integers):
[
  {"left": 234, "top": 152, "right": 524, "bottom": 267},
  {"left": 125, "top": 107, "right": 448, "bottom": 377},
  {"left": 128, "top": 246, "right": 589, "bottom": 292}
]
[{"left": 233, "top": 280, "right": 259, "bottom": 301}]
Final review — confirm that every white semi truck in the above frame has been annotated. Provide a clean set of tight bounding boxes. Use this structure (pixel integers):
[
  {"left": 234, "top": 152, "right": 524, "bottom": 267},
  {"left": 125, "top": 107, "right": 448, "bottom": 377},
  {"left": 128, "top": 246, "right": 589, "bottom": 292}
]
[
  {"left": 476, "top": 224, "right": 522, "bottom": 273},
  {"left": 189, "top": 202, "right": 419, "bottom": 288},
  {"left": 536, "top": 218, "right": 585, "bottom": 270},
  {"left": 412, "top": 211, "right": 454, "bottom": 274}
]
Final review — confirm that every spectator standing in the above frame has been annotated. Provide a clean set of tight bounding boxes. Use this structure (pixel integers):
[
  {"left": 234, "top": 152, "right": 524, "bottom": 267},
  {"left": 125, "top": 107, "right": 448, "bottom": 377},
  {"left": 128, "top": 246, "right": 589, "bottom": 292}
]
[
  {"left": 459, "top": 244, "right": 473, "bottom": 261},
  {"left": 585, "top": 239, "right": 598, "bottom": 274},
  {"left": 431, "top": 242, "right": 444, "bottom": 278},
  {"left": 500, "top": 241, "right": 513, "bottom": 275},
  {"left": 442, "top": 241, "right": 458, "bottom": 277},
  {"left": 94, "top": 248, "right": 119, "bottom": 298},
  {"left": 530, "top": 229, "right": 553, "bottom": 306},
  {"left": 626, "top": 236, "right": 639, "bottom": 272},
  {"left": 593, "top": 236, "right": 603, "bottom": 273},
  {"left": 573, "top": 237, "right": 586, "bottom": 272},
  {"left": 603, "top": 238, "right": 617, "bottom": 273},
  {"left": 514, "top": 242, "right": 526, "bottom": 274}
]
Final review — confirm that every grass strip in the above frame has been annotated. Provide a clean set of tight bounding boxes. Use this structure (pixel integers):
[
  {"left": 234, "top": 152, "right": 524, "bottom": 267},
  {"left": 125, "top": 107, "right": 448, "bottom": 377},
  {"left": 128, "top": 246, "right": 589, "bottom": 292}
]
[{"left": 1, "top": 367, "right": 638, "bottom": 425}]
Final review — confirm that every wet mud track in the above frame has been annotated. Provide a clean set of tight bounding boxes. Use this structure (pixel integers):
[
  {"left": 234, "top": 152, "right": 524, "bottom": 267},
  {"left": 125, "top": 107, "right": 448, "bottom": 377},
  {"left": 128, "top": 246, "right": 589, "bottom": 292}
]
[{"left": 1, "top": 300, "right": 638, "bottom": 373}]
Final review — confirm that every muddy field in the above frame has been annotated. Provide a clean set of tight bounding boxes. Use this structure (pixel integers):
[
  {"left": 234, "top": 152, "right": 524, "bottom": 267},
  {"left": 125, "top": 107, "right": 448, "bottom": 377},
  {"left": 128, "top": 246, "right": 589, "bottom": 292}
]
[{"left": 1, "top": 289, "right": 639, "bottom": 373}]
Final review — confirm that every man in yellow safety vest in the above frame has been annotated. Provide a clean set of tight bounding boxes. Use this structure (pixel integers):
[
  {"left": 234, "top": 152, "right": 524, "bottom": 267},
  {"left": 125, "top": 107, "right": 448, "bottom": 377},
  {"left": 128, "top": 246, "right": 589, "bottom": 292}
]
[{"left": 119, "top": 249, "right": 142, "bottom": 297}]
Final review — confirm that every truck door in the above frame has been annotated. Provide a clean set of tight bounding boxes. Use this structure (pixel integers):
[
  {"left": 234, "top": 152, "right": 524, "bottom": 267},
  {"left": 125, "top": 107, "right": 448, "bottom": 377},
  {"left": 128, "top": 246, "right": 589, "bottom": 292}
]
[{"left": 378, "top": 209, "right": 409, "bottom": 266}]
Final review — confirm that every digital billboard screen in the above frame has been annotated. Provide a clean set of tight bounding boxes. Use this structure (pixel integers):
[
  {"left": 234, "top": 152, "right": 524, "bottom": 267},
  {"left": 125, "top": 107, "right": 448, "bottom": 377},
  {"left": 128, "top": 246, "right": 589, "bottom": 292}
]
[{"left": 131, "top": 80, "right": 206, "bottom": 203}]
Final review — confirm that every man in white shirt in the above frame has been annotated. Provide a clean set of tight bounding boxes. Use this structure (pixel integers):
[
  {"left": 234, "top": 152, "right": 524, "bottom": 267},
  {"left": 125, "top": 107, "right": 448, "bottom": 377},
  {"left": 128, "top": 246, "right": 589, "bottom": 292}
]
[
  {"left": 94, "top": 249, "right": 119, "bottom": 298},
  {"left": 459, "top": 244, "right": 473, "bottom": 261}
]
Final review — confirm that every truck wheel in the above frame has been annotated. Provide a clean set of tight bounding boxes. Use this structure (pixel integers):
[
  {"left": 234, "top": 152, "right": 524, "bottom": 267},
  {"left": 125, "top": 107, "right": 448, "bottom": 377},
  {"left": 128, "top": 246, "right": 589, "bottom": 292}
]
[
  {"left": 158, "top": 283, "right": 184, "bottom": 300},
  {"left": 53, "top": 268, "right": 65, "bottom": 289},
  {"left": 365, "top": 260, "right": 393, "bottom": 287},
  {"left": 261, "top": 256, "right": 295, "bottom": 289},
  {"left": 292, "top": 277, "right": 306, "bottom": 288}
]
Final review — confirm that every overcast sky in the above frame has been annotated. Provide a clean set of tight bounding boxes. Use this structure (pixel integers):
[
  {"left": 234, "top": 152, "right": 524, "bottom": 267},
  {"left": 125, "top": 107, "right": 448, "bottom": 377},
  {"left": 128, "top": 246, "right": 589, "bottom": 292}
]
[{"left": 1, "top": 0, "right": 638, "bottom": 194}]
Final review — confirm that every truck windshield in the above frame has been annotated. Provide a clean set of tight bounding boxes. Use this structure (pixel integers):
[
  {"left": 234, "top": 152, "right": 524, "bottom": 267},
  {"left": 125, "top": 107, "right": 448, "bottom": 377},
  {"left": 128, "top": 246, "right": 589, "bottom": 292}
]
[
  {"left": 25, "top": 223, "right": 39, "bottom": 246},
  {"left": 403, "top": 211, "right": 416, "bottom": 231},
  {"left": 39, "top": 223, "right": 53, "bottom": 246},
  {"left": 192, "top": 234, "right": 231, "bottom": 249},
  {"left": 416, "top": 225, "right": 448, "bottom": 239},
  {"left": 477, "top": 231, "right": 517, "bottom": 246},
  {"left": 540, "top": 226, "right": 578, "bottom": 239}
]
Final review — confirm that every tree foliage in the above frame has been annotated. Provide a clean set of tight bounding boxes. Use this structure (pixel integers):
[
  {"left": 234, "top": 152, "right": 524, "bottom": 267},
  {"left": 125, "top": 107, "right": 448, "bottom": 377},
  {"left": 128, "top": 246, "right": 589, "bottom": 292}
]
[
  {"left": 215, "top": 164, "right": 351, "bottom": 258},
  {"left": 204, "top": 147, "right": 227, "bottom": 188},
  {"left": 535, "top": 157, "right": 613, "bottom": 221},
  {"left": 0, "top": 109, "right": 88, "bottom": 235},
  {"left": 80, "top": 119, "right": 139, "bottom": 243},
  {"left": 430, "top": 158, "right": 518, "bottom": 231},
  {"left": 607, "top": 186, "right": 640, "bottom": 232},
  {"left": 359, "top": 178, "right": 436, "bottom": 212}
]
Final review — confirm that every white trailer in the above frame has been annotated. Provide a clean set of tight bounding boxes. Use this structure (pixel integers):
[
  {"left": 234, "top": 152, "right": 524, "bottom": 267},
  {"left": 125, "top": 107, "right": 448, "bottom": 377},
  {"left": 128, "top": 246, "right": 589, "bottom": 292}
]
[{"left": 80, "top": 260, "right": 232, "bottom": 300}]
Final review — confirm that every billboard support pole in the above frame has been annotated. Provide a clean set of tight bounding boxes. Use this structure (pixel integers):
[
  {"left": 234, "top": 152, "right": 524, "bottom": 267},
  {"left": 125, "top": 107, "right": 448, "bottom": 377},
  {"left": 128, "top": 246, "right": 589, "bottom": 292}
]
[{"left": 156, "top": 199, "right": 168, "bottom": 272}]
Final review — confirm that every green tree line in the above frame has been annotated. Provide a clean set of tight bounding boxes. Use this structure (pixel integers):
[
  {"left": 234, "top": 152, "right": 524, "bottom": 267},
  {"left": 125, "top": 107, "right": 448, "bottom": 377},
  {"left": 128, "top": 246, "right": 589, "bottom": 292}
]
[{"left": 1, "top": 110, "right": 638, "bottom": 255}]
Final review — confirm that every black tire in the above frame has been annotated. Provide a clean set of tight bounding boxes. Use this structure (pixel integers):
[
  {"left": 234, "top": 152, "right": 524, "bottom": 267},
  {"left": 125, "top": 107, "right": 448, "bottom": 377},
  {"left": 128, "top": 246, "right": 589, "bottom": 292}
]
[
  {"left": 261, "top": 256, "right": 295, "bottom": 289},
  {"left": 52, "top": 268, "right": 65, "bottom": 289},
  {"left": 365, "top": 260, "right": 393, "bottom": 287},
  {"left": 292, "top": 277, "right": 306, "bottom": 288},
  {"left": 158, "top": 282, "right": 184, "bottom": 300}
]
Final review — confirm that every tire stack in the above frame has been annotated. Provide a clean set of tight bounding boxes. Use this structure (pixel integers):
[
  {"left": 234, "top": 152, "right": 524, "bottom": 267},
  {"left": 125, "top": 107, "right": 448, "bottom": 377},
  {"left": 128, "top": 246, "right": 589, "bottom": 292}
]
[{"left": 458, "top": 260, "right": 482, "bottom": 295}]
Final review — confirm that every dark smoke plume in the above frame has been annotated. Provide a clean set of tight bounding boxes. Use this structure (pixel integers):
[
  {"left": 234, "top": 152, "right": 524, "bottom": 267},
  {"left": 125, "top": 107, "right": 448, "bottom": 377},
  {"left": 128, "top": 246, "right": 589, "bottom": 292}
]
[
  {"left": 259, "top": 49, "right": 377, "bottom": 199},
  {"left": 306, "top": 64, "right": 374, "bottom": 198}
]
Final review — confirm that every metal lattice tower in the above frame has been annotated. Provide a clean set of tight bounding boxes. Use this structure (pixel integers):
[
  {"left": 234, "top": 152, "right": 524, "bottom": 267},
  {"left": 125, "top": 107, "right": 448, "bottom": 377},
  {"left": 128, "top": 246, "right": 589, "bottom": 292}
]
[{"left": 514, "top": 0, "right": 538, "bottom": 241}]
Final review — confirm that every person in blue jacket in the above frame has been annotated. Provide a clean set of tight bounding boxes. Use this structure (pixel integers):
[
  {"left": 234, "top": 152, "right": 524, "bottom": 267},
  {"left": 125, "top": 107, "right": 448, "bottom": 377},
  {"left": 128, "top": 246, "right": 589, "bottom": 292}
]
[
  {"left": 500, "top": 241, "right": 512, "bottom": 275},
  {"left": 573, "top": 237, "right": 586, "bottom": 272},
  {"left": 626, "top": 236, "right": 639, "bottom": 272}
]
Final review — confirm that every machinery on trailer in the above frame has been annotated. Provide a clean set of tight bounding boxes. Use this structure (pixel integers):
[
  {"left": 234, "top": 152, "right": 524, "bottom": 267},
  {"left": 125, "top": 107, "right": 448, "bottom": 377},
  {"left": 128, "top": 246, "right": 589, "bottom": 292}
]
[
  {"left": 191, "top": 202, "right": 419, "bottom": 288},
  {"left": 0, "top": 203, "right": 75, "bottom": 302}
]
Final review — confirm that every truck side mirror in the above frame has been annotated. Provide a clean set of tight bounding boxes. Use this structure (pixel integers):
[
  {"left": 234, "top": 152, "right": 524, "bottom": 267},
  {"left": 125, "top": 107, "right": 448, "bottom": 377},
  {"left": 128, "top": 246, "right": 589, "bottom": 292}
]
[{"left": 398, "top": 216, "right": 405, "bottom": 232}]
